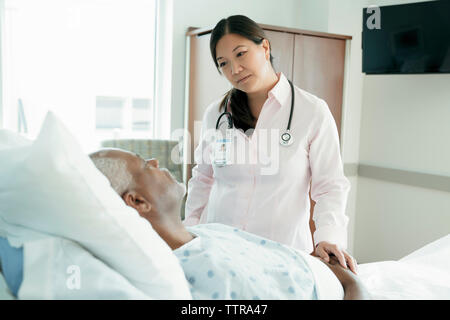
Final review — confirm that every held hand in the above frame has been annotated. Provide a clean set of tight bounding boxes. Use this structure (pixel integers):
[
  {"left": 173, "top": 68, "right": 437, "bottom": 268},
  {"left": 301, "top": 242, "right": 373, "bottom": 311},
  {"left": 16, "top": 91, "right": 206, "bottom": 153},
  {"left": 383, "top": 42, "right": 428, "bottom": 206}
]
[
  {"left": 319, "top": 256, "right": 360, "bottom": 288},
  {"left": 320, "top": 256, "right": 371, "bottom": 300},
  {"left": 315, "top": 241, "right": 358, "bottom": 274}
]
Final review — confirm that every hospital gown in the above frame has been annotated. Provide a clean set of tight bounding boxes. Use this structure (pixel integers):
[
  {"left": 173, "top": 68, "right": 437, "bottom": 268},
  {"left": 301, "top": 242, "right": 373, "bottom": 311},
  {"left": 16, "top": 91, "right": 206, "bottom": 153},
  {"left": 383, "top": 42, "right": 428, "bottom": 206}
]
[{"left": 174, "top": 223, "right": 317, "bottom": 300}]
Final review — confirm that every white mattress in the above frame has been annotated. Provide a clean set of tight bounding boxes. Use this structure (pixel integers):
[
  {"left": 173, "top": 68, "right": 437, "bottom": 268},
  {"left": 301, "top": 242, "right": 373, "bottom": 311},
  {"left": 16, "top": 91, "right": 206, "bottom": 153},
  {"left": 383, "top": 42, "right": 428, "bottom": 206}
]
[
  {"left": 294, "top": 234, "right": 450, "bottom": 300},
  {"left": 357, "top": 234, "right": 450, "bottom": 299},
  {"left": 1, "top": 234, "right": 449, "bottom": 300}
]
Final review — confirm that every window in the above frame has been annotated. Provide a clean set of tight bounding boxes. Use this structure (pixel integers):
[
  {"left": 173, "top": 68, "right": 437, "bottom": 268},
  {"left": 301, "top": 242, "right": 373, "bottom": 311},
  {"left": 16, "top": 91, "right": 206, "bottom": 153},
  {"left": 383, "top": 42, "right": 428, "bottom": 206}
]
[
  {"left": 96, "top": 96, "right": 125, "bottom": 129},
  {"left": 95, "top": 95, "right": 153, "bottom": 132},
  {"left": 1, "top": 0, "right": 157, "bottom": 152},
  {"left": 132, "top": 98, "right": 152, "bottom": 131}
]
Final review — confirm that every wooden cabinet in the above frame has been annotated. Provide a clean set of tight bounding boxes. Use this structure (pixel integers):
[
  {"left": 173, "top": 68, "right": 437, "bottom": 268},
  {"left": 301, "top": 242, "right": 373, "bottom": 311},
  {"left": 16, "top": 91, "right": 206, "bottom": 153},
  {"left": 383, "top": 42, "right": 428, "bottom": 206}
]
[
  {"left": 186, "top": 31, "right": 230, "bottom": 159},
  {"left": 293, "top": 34, "right": 346, "bottom": 136},
  {"left": 264, "top": 30, "right": 294, "bottom": 80},
  {"left": 184, "top": 24, "right": 351, "bottom": 243}
]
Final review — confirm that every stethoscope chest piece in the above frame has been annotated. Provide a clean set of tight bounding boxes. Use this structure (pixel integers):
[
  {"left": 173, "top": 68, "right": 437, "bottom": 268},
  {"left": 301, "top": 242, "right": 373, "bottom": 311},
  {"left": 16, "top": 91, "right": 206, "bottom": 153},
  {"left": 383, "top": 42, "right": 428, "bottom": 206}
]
[{"left": 280, "top": 130, "right": 294, "bottom": 146}]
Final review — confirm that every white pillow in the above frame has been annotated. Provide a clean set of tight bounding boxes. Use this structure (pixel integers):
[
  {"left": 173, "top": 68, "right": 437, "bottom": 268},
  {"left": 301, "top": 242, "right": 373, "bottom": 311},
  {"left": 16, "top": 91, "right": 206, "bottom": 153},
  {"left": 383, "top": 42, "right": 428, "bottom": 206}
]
[
  {"left": 0, "top": 112, "right": 191, "bottom": 299},
  {"left": 19, "top": 236, "right": 151, "bottom": 299},
  {"left": 0, "top": 130, "right": 32, "bottom": 239},
  {"left": 0, "top": 129, "right": 31, "bottom": 150}
]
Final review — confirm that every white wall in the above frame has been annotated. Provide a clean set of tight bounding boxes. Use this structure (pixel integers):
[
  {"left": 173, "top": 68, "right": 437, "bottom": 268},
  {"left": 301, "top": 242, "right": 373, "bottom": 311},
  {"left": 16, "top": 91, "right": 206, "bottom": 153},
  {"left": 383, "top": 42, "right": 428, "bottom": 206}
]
[
  {"left": 355, "top": 178, "right": 450, "bottom": 262},
  {"left": 301, "top": 0, "right": 450, "bottom": 262},
  {"left": 291, "top": 0, "right": 368, "bottom": 256},
  {"left": 355, "top": 0, "right": 450, "bottom": 262},
  {"left": 327, "top": 1, "right": 367, "bottom": 254},
  {"left": 298, "top": 0, "right": 330, "bottom": 33},
  {"left": 360, "top": 74, "right": 450, "bottom": 176}
]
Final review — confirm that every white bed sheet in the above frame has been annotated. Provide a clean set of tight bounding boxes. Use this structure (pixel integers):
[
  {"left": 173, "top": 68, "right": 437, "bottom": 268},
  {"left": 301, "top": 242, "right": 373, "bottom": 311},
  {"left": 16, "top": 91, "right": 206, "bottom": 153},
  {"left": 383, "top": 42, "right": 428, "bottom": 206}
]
[
  {"left": 1, "top": 234, "right": 449, "bottom": 300},
  {"left": 357, "top": 234, "right": 450, "bottom": 299}
]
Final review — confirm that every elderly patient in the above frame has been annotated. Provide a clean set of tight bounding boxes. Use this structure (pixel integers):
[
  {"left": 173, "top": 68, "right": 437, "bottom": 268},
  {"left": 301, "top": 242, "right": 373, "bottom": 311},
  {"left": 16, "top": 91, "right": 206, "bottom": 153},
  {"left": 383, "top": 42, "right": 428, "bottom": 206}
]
[{"left": 89, "top": 149, "right": 370, "bottom": 300}]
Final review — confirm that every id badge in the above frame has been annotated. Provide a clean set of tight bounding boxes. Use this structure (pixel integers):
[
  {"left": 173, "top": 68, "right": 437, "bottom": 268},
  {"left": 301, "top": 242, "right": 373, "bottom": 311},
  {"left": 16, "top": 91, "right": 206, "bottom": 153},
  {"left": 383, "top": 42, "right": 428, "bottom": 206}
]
[{"left": 213, "top": 130, "right": 232, "bottom": 166}]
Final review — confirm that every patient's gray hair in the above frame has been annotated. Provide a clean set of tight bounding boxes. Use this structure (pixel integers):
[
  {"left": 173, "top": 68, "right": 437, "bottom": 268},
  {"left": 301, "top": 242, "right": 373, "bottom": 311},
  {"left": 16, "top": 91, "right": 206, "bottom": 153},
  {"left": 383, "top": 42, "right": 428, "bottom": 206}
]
[{"left": 90, "top": 151, "right": 133, "bottom": 195}]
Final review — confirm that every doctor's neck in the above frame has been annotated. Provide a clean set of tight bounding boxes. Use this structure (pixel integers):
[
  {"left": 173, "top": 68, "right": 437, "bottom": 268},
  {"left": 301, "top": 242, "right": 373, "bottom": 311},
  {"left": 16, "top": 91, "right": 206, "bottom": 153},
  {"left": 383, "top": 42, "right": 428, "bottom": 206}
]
[{"left": 246, "top": 71, "right": 279, "bottom": 120}]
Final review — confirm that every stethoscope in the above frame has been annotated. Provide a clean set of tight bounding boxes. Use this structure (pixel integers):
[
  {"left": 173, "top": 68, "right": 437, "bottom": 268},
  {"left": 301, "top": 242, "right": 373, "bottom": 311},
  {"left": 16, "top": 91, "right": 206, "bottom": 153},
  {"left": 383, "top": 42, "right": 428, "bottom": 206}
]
[{"left": 215, "top": 79, "right": 295, "bottom": 147}]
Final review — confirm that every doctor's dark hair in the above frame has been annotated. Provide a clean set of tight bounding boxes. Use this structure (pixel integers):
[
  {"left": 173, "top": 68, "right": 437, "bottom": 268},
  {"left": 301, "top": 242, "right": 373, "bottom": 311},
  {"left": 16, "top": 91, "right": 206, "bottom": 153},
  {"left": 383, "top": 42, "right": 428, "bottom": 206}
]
[{"left": 210, "top": 15, "right": 275, "bottom": 132}]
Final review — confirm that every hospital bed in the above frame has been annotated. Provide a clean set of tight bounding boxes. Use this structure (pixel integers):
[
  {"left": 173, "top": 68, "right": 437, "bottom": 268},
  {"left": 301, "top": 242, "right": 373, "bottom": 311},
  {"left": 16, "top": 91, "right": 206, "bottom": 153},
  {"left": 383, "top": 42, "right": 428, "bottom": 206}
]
[
  {"left": 1, "top": 233, "right": 449, "bottom": 300},
  {"left": 1, "top": 112, "right": 449, "bottom": 300}
]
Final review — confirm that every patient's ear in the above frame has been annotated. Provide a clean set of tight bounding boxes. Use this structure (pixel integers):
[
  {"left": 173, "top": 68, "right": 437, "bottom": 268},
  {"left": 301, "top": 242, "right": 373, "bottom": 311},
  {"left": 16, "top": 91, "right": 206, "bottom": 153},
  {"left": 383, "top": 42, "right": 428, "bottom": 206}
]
[{"left": 122, "top": 191, "right": 152, "bottom": 216}]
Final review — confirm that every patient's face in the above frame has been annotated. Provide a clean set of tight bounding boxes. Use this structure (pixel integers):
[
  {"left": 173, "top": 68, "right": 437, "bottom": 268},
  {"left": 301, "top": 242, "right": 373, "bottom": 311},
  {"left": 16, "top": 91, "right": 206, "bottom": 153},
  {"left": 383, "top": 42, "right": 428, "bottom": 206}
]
[{"left": 111, "top": 150, "right": 186, "bottom": 212}]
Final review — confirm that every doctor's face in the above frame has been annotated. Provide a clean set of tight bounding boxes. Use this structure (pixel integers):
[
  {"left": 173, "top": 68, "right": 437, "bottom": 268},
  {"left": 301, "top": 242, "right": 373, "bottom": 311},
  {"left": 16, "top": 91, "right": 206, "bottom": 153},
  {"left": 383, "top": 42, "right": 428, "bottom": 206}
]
[{"left": 215, "top": 33, "right": 273, "bottom": 94}]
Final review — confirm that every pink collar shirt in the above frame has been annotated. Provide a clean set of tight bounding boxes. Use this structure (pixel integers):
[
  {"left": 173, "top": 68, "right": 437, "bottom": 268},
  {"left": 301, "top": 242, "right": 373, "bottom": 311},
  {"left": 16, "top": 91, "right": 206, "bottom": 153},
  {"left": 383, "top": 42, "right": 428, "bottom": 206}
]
[{"left": 183, "top": 72, "right": 350, "bottom": 254}]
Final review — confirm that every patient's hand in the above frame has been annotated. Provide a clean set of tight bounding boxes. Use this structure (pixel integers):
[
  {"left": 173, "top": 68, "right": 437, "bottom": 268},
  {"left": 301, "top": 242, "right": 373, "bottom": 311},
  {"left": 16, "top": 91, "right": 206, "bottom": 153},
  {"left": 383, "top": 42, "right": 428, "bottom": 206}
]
[
  {"left": 320, "top": 256, "right": 360, "bottom": 287},
  {"left": 320, "top": 256, "right": 371, "bottom": 300}
]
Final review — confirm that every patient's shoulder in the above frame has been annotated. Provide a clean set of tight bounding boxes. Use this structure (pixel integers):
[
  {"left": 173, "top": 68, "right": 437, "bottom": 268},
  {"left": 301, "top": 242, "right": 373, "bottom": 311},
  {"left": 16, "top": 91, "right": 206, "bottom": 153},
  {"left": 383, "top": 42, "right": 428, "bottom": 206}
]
[{"left": 188, "top": 223, "right": 235, "bottom": 235}]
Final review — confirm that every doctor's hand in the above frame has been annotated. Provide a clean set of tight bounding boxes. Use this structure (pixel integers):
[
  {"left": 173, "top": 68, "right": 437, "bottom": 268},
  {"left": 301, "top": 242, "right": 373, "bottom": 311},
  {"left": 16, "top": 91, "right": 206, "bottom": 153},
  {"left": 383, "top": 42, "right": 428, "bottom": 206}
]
[{"left": 314, "top": 241, "right": 358, "bottom": 274}]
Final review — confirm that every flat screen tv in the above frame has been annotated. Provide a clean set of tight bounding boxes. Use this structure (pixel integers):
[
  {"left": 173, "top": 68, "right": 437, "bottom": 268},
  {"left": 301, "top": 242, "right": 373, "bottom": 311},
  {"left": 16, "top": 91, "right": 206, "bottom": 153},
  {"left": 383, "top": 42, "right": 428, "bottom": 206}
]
[{"left": 362, "top": 0, "right": 450, "bottom": 74}]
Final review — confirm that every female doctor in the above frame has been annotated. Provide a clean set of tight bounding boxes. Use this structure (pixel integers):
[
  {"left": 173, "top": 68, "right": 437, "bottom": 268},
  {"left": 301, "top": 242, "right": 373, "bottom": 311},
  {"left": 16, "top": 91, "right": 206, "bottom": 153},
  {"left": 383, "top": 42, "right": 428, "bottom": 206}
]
[{"left": 184, "top": 15, "right": 357, "bottom": 273}]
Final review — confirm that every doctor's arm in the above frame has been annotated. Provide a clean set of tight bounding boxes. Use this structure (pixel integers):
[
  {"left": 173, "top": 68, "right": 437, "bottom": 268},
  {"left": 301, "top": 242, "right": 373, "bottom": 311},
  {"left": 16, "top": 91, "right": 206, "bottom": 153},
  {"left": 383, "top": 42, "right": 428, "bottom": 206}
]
[{"left": 308, "top": 100, "right": 356, "bottom": 273}]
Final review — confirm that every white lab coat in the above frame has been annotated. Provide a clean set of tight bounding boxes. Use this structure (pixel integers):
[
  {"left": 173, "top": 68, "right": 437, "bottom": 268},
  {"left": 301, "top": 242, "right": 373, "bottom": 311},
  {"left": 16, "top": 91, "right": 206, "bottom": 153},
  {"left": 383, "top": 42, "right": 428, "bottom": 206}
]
[{"left": 184, "top": 73, "right": 350, "bottom": 254}]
